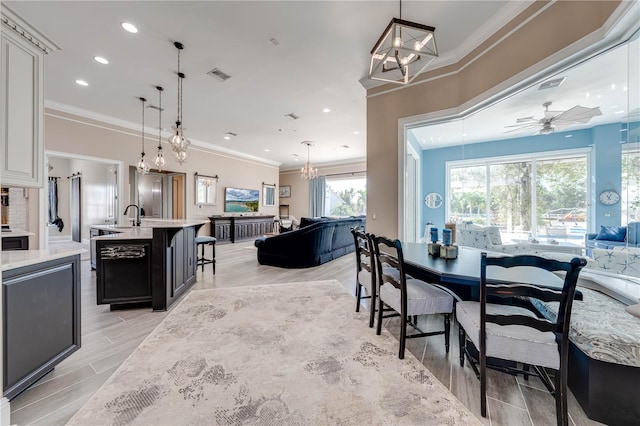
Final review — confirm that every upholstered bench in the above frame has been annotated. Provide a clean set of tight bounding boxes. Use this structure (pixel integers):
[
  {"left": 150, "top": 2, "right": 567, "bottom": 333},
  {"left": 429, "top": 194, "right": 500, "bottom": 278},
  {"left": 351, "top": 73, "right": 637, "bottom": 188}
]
[{"left": 531, "top": 287, "right": 640, "bottom": 425}]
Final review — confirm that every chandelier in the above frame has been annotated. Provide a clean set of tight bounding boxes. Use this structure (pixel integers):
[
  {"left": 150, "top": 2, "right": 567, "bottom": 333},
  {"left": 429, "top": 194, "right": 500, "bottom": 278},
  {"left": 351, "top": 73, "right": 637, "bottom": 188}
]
[
  {"left": 153, "top": 85, "right": 166, "bottom": 170},
  {"left": 369, "top": 0, "right": 438, "bottom": 84},
  {"left": 167, "top": 41, "right": 190, "bottom": 164},
  {"left": 300, "top": 141, "right": 318, "bottom": 180},
  {"left": 136, "top": 97, "right": 150, "bottom": 175}
]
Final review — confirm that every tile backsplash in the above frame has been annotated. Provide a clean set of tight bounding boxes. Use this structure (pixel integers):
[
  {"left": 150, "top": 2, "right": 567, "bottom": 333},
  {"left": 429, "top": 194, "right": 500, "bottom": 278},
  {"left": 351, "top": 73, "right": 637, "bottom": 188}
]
[{"left": 1, "top": 187, "right": 29, "bottom": 230}]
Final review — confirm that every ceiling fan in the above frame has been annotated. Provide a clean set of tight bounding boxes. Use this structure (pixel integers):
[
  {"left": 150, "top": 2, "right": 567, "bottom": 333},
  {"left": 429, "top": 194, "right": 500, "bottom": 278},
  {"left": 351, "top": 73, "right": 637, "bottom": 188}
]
[{"left": 505, "top": 101, "right": 602, "bottom": 135}]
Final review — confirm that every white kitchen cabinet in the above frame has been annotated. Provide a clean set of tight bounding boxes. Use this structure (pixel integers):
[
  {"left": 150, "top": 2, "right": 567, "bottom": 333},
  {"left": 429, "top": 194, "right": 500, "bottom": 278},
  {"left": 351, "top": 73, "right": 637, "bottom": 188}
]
[{"left": 1, "top": 7, "right": 58, "bottom": 188}]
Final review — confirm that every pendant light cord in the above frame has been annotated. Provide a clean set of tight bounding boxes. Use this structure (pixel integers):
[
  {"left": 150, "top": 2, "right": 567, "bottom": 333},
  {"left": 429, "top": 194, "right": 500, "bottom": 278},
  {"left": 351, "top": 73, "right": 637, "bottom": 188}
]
[
  {"left": 140, "top": 97, "right": 146, "bottom": 156},
  {"left": 157, "top": 87, "right": 163, "bottom": 149}
]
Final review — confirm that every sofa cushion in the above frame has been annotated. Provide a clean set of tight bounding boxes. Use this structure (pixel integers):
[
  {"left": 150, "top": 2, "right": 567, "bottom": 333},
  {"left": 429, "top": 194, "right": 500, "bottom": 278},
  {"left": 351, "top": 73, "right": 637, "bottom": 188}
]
[
  {"left": 595, "top": 225, "right": 627, "bottom": 242},
  {"left": 255, "top": 217, "right": 365, "bottom": 268},
  {"left": 628, "top": 222, "right": 640, "bottom": 245},
  {"left": 485, "top": 226, "right": 503, "bottom": 245}
]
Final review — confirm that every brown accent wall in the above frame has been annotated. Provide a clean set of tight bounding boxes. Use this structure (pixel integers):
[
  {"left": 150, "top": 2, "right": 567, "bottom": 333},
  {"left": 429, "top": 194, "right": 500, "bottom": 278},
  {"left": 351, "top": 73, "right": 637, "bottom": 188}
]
[{"left": 366, "top": 0, "right": 621, "bottom": 238}]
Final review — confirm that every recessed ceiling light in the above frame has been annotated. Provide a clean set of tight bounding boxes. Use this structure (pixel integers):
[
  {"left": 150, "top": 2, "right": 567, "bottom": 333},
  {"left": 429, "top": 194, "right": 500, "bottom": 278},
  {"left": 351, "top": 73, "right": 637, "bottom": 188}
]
[
  {"left": 265, "top": 149, "right": 270, "bottom": 152},
  {"left": 623, "top": 86, "right": 628, "bottom": 91},
  {"left": 323, "top": 108, "right": 331, "bottom": 113},
  {"left": 565, "top": 134, "right": 573, "bottom": 138},
  {"left": 94, "top": 56, "right": 109, "bottom": 65},
  {"left": 75, "top": 79, "right": 89, "bottom": 86},
  {"left": 353, "top": 131, "right": 359, "bottom": 135},
  {"left": 615, "top": 110, "right": 625, "bottom": 114},
  {"left": 611, "top": 84, "right": 616, "bottom": 90},
  {"left": 224, "top": 132, "right": 237, "bottom": 140},
  {"left": 121, "top": 22, "right": 138, "bottom": 33}
]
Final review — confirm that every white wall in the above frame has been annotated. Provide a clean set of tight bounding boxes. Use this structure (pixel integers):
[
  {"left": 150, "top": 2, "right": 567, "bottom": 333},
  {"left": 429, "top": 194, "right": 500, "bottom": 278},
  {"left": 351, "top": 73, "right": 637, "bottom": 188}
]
[
  {"left": 44, "top": 110, "right": 280, "bottom": 236},
  {"left": 68, "top": 158, "right": 112, "bottom": 242}
]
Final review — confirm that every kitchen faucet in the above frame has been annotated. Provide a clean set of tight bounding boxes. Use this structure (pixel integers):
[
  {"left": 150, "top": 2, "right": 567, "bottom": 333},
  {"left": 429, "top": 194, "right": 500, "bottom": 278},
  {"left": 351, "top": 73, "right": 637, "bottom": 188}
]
[{"left": 123, "top": 204, "right": 141, "bottom": 227}]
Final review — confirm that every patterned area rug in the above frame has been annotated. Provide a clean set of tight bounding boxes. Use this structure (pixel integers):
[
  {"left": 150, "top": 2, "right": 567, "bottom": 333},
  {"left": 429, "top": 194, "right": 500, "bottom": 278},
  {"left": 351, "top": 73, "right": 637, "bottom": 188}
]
[{"left": 68, "top": 280, "right": 480, "bottom": 425}]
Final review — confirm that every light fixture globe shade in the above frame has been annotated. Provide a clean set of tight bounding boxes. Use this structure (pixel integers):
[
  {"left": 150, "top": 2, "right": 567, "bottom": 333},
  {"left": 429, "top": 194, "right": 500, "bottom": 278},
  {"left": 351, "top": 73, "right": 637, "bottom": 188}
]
[
  {"left": 136, "top": 155, "right": 150, "bottom": 175},
  {"left": 174, "top": 148, "right": 189, "bottom": 165},
  {"left": 154, "top": 151, "right": 166, "bottom": 170}
]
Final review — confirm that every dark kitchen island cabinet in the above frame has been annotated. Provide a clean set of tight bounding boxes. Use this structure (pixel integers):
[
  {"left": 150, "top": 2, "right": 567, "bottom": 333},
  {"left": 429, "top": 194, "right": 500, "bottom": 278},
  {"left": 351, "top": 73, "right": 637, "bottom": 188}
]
[
  {"left": 92, "top": 220, "right": 205, "bottom": 311},
  {"left": 1, "top": 250, "right": 82, "bottom": 400}
]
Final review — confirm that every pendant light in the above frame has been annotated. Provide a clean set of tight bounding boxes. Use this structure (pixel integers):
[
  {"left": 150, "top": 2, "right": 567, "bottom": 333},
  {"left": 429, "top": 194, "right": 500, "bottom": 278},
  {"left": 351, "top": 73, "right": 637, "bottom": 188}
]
[
  {"left": 136, "top": 97, "right": 150, "bottom": 175},
  {"left": 369, "top": 0, "right": 438, "bottom": 84},
  {"left": 153, "top": 86, "right": 166, "bottom": 170},
  {"left": 167, "top": 41, "right": 190, "bottom": 164},
  {"left": 300, "top": 141, "right": 318, "bottom": 179}
]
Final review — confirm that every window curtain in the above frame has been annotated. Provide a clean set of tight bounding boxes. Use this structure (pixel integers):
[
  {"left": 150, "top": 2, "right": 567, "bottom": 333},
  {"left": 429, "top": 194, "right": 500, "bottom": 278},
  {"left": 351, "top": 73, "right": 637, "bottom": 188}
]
[
  {"left": 265, "top": 186, "right": 275, "bottom": 206},
  {"left": 48, "top": 177, "right": 64, "bottom": 231},
  {"left": 48, "top": 177, "right": 58, "bottom": 224},
  {"left": 309, "top": 176, "right": 326, "bottom": 217}
]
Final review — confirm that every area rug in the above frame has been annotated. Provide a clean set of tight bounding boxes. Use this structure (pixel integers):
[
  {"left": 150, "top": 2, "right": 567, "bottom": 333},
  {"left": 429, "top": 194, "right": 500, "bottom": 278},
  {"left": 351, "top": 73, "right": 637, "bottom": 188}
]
[{"left": 68, "top": 280, "right": 480, "bottom": 425}]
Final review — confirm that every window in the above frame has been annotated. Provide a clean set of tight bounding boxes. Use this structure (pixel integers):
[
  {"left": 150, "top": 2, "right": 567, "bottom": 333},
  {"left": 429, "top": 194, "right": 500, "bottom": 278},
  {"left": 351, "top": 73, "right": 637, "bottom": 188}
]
[
  {"left": 447, "top": 149, "right": 589, "bottom": 243},
  {"left": 622, "top": 144, "right": 640, "bottom": 225},
  {"left": 324, "top": 176, "right": 366, "bottom": 217}
]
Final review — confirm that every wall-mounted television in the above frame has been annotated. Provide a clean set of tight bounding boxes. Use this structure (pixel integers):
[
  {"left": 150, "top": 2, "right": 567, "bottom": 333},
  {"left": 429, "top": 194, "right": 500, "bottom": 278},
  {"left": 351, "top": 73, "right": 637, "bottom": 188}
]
[{"left": 224, "top": 187, "right": 260, "bottom": 212}]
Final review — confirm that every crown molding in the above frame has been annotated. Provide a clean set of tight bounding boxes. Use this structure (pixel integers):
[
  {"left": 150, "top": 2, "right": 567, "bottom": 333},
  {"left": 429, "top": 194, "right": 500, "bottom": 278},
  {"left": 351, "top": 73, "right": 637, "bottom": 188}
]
[
  {"left": 359, "top": 0, "right": 535, "bottom": 90},
  {"left": 1, "top": 4, "right": 60, "bottom": 54},
  {"left": 44, "top": 101, "right": 282, "bottom": 168}
]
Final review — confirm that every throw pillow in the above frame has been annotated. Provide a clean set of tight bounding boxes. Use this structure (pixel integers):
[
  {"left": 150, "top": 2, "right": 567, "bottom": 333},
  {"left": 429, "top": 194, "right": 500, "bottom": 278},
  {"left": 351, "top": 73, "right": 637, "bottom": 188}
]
[
  {"left": 485, "top": 226, "right": 503, "bottom": 245},
  {"left": 595, "top": 225, "right": 627, "bottom": 242}
]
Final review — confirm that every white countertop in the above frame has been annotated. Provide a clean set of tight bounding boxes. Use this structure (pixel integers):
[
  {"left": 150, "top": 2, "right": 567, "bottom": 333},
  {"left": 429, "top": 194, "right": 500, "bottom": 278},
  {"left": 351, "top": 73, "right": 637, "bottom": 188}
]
[
  {"left": 0, "top": 229, "right": 35, "bottom": 238},
  {"left": 91, "top": 219, "right": 207, "bottom": 241},
  {"left": 1, "top": 248, "right": 86, "bottom": 271}
]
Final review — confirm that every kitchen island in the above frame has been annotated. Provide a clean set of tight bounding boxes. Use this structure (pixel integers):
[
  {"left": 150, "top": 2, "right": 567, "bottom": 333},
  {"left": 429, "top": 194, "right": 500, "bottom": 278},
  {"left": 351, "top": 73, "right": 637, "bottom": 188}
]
[
  {"left": 1, "top": 248, "right": 83, "bottom": 399},
  {"left": 91, "top": 219, "right": 206, "bottom": 311}
]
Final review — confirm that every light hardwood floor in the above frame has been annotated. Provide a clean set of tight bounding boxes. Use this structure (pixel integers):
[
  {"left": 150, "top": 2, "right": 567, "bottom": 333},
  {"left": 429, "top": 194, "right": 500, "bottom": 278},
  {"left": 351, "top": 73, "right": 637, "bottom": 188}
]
[{"left": 11, "top": 241, "right": 601, "bottom": 425}]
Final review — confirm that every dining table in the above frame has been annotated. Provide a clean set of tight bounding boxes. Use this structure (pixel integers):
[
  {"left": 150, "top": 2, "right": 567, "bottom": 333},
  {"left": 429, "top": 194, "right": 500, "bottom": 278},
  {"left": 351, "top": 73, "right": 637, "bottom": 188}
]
[{"left": 401, "top": 243, "right": 583, "bottom": 301}]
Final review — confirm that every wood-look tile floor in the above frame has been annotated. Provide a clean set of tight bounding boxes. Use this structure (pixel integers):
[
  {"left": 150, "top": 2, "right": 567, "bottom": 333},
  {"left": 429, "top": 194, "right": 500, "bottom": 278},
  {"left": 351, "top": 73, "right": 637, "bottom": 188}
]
[{"left": 10, "top": 241, "right": 602, "bottom": 425}]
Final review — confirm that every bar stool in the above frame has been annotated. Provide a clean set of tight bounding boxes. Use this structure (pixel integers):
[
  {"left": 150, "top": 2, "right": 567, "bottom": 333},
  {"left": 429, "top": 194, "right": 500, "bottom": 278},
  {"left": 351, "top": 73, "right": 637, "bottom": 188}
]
[{"left": 195, "top": 236, "right": 216, "bottom": 275}]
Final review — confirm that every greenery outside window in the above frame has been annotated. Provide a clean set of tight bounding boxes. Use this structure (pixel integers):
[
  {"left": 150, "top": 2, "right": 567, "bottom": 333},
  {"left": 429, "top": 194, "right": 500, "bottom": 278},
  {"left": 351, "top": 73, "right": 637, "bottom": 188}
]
[
  {"left": 324, "top": 176, "right": 366, "bottom": 217},
  {"left": 447, "top": 149, "right": 589, "bottom": 243}
]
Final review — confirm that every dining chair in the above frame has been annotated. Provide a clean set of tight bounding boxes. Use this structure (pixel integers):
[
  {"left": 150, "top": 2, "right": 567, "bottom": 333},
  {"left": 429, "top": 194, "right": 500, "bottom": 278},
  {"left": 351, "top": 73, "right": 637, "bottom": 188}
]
[
  {"left": 372, "top": 235, "right": 454, "bottom": 359},
  {"left": 351, "top": 228, "right": 377, "bottom": 328},
  {"left": 456, "top": 252, "right": 586, "bottom": 425}
]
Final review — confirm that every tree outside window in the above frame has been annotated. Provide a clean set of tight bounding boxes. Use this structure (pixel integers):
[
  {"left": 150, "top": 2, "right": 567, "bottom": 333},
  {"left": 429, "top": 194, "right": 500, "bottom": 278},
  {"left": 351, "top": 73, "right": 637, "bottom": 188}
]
[{"left": 324, "top": 177, "right": 366, "bottom": 217}]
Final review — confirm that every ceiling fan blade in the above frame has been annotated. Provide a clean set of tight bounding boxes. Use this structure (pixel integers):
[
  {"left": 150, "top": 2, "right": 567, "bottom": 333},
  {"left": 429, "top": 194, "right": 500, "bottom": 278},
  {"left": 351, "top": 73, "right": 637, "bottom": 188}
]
[
  {"left": 504, "top": 122, "right": 538, "bottom": 128},
  {"left": 553, "top": 105, "right": 602, "bottom": 124},
  {"left": 515, "top": 116, "right": 537, "bottom": 123},
  {"left": 544, "top": 110, "right": 564, "bottom": 119},
  {"left": 504, "top": 123, "right": 538, "bottom": 133}
]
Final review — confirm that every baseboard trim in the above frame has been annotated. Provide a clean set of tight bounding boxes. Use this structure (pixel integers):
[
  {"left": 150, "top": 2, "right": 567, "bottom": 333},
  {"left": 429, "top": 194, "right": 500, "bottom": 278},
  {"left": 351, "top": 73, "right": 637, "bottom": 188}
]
[{"left": 0, "top": 397, "right": 10, "bottom": 426}]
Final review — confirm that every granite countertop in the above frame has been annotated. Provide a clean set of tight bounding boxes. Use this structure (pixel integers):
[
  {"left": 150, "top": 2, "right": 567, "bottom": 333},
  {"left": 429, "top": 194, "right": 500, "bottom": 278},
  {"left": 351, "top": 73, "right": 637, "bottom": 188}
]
[
  {"left": 91, "top": 219, "right": 207, "bottom": 241},
  {"left": 0, "top": 229, "right": 35, "bottom": 238},
  {"left": 92, "top": 227, "right": 153, "bottom": 241},
  {"left": 1, "top": 248, "right": 86, "bottom": 271}
]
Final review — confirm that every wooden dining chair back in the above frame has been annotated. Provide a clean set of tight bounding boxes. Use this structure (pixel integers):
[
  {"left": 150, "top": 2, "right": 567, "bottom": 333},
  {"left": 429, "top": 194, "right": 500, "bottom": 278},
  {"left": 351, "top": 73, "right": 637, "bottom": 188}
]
[
  {"left": 351, "top": 227, "right": 377, "bottom": 328},
  {"left": 456, "top": 252, "right": 586, "bottom": 425},
  {"left": 372, "top": 235, "right": 453, "bottom": 359}
]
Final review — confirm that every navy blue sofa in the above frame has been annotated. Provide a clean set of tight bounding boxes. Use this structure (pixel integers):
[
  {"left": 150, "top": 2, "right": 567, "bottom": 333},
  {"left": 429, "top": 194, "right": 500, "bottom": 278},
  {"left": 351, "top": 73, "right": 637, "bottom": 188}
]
[
  {"left": 254, "top": 216, "right": 365, "bottom": 268},
  {"left": 585, "top": 222, "right": 640, "bottom": 256}
]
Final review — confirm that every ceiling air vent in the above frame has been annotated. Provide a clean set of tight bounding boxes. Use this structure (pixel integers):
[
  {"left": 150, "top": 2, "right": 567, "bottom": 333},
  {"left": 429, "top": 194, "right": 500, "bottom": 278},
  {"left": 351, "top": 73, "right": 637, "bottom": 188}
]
[
  {"left": 538, "top": 77, "right": 566, "bottom": 90},
  {"left": 285, "top": 113, "right": 300, "bottom": 120},
  {"left": 207, "top": 68, "right": 231, "bottom": 82}
]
